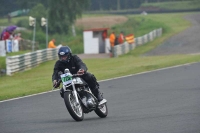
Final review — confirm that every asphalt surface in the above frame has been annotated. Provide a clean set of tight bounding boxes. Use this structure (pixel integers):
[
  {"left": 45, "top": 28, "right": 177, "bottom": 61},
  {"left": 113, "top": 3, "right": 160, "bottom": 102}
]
[
  {"left": 145, "top": 13, "right": 200, "bottom": 56},
  {"left": 0, "top": 62, "right": 200, "bottom": 133}
]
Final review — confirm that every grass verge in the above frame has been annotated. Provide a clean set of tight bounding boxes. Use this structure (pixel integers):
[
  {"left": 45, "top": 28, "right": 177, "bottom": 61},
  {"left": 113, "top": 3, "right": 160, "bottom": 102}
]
[{"left": 0, "top": 12, "right": 200, "bottom": 101}]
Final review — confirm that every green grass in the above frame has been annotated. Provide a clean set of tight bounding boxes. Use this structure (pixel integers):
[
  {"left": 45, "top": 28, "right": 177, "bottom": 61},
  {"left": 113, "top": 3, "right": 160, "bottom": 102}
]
[{"left": 0, "top": 12, "right": 200, "bottom": 101}]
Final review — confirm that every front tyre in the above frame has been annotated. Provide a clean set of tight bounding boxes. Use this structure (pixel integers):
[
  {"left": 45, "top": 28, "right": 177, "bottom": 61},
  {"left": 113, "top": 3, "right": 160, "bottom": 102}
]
[
  {"left": 95, "top": 103, "right": 108, "bottom": 118},
  {"left": 64, "top": 91, "right": 84, "bottom": 121}
]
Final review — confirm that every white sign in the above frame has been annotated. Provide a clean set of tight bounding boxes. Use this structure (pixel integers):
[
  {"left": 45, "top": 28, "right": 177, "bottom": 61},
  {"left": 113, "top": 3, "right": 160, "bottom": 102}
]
[
  {"left": 0, "top": 40, "right": 6, "bottom": 56},
  {"left": 12, "top": 40, "right": 19, "bottom": 52}
]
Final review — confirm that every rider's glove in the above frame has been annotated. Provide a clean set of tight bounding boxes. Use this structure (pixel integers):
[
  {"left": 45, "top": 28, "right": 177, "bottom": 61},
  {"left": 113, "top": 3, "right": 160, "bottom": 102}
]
[
  {"left": 53, "top": 80, "right": 60, "bottom": 88},
  {"left": 77, "top": 69, "right": 85, "bottom": 75}
]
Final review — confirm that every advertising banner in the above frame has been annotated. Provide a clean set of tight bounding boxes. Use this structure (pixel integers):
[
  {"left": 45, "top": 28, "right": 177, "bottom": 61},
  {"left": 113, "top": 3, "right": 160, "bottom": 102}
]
[{"left": 6, "top": 40, "right": 12, "bottom": 53}]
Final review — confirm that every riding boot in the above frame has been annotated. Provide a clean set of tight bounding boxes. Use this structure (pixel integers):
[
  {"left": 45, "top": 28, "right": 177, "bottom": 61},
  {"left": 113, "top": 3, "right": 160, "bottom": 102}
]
[{"left": 93, "top": 88, "right": 103, "bottom": 102}]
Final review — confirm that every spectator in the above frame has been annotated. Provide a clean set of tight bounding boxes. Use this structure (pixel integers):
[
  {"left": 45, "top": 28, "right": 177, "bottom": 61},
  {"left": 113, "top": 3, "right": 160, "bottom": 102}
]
[
  {"left": 48, "top": 39, "right": 56, "bottom": 48},
  {"left": 109, "top": 32, "right": 115, "bottom": 47},
  {"left": 1, "top": 30, "right": 13, "bottom": 40},
  {"left": 118, "top": 31, "right": 125, "bottom": 44},
  {"left": 114, "top": 35, "right": 119, "bottom": 46},
  {"left": 102, "top": 30, "right": 107, "bottom": 41},
  {"left": 14, "top": 33, "right": 22, "bottom": 41}
]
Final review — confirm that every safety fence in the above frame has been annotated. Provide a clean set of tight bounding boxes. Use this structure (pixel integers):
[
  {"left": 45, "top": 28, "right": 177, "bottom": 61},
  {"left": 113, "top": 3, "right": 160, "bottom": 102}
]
[
  {"left": 111, "top": 28, "right": 162, "bottom": 57},
  {"left": 6, "top": 48, "right": 58, "bottom": 75}
]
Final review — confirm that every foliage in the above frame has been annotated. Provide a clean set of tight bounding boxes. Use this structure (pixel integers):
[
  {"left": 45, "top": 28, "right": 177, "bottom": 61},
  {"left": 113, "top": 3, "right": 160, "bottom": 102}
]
[
  {"left": 0, "top": 0, "right": 19, "bottom": 17},
  {"left": 16, "top": 18, "right": 29, "bottom": 28},
  {"left": 15, "top": 0, "right": 48, "bottom": 10},
  {"left": 35, "top": 31, "right": 46, "bottom": 49},
  {"left": 48, "top": 0, "right": 90, "bottom": 34},
  {"left": 0, "top": 0, "right": 199, "bottom": 18},
  {"left": 89, "top": 0, "right": 144, "bottom": 10}
]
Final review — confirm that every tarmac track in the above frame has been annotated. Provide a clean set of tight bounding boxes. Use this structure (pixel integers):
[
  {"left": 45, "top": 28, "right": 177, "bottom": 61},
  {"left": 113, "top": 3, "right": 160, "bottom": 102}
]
[
  {"left": 145, "top": 13, "right": 200, "bottom": 56},
  {"left": 0, "top": 62, "right": 200, "bottom": 133}
]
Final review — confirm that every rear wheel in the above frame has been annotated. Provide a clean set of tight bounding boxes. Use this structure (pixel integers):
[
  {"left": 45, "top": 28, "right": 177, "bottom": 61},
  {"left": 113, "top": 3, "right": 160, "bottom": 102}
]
[
  {"left": 64, "top": 91, "right": 84, "bottom": 121},
  {"left": 95, "top": 103, "right": 108, "bottom": 118}
]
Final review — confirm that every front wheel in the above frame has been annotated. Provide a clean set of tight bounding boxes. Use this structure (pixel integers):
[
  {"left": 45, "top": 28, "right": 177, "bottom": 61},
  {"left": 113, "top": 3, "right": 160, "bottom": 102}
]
[
  {"left": 95, "top": 103, "right": 108, "bottom": 118},
  {"left": 64, "top": 91, "right": 84, "bottom": 121}
]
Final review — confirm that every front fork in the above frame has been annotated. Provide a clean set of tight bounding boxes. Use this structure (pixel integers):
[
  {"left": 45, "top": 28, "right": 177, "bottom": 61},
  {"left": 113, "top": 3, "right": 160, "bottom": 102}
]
[{"left": 63, "top": 83, "right": 80, "bottom": 105}]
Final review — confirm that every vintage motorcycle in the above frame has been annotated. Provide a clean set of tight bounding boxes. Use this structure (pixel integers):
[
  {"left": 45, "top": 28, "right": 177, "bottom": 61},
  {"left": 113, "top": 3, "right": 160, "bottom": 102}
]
[{"left": 57, "top": 69, "right": 108, "bottom": 121}]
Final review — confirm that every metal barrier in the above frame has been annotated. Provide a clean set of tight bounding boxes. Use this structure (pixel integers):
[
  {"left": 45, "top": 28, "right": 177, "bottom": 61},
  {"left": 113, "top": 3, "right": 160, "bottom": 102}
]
[
  {"left": 112, "top": 28, "right": 162, "bottom": 57},
  {"left": 6, "top": 48, "right": 58, "bottom": 75}
]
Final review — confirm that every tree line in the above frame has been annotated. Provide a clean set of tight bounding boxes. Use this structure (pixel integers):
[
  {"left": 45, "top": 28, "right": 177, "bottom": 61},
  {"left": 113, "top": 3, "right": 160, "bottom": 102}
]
[{"left": 1, "top": 0, "right": 197, "bottom": 16}]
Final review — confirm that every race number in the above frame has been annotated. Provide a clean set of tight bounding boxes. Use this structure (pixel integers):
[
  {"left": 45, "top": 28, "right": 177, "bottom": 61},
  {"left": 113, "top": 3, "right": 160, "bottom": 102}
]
[{"left": 60, "top": 73, "right": 72, "bottom": 85}]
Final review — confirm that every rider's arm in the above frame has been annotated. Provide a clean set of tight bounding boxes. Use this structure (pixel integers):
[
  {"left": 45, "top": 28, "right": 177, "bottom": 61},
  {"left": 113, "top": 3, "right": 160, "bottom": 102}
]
[
  {"left": 52, "top": 61, "right": 60, "bottom": 81},
  {"left": 74, "top": 55, "right": 88, "bottom": 72}
]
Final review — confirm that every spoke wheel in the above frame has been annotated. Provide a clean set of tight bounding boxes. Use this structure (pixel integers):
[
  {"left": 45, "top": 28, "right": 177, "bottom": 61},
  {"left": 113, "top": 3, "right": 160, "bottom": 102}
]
[
  {"left": 95, "top": 103, "right": 108, "bottom": 118},
  {"left": 64, "top": 91, "right": 84, "bottom": 121}
]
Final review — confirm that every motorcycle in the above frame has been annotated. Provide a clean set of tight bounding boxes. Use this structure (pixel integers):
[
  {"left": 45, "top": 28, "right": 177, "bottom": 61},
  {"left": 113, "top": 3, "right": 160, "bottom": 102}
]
[{"left": 56, "top": 68, "right": 108, "bottom": 121}]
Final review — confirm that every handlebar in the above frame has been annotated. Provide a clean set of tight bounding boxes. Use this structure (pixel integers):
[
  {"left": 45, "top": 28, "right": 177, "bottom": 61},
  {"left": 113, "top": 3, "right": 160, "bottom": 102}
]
[
  {"left": 53, "top": 73, "right": 84, "bottom": 89},
  {"left": 72, "top": 73, "right": 84, "bottom": 77}
]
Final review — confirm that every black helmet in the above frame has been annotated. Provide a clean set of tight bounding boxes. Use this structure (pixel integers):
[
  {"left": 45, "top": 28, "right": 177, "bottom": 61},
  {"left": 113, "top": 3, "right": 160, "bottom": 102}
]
[{"left": 58, "top": 46, "right": 72, "bottom": 62}]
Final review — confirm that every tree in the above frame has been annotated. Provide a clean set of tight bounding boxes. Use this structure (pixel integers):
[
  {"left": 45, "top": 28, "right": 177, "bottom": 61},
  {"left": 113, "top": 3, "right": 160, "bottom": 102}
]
[
  {"left": 15, "top": 0, "right": 48, "bottom": 10},
  {"left": 0, "top": 0, "right": 20, "bottom": 17},
  {"left": 48, "top": 0, "right": 90, "bottom": 34}
]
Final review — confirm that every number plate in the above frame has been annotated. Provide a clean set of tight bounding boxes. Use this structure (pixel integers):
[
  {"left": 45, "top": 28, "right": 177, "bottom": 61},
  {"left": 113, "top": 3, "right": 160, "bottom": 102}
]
[{"left": 60, "top": 73, "right": 72, "bottom": 85}]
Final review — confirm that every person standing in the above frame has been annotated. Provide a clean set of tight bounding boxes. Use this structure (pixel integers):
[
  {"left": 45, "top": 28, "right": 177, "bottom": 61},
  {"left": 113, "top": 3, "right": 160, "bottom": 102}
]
[
  {"left": 48, "top": 39, "right": 56, "bottom": 48},
  {"left": 118, "top": 31, "right": 124, "bottom": 44},
  {"left": 1, "top": 30, "right": 13, "bottom": 40},
  {"left": 102, "top": 30, "right": 107, "bottom": 41},
  {"left": 109, "top": 32, "right": 115, "bottom": 47}
]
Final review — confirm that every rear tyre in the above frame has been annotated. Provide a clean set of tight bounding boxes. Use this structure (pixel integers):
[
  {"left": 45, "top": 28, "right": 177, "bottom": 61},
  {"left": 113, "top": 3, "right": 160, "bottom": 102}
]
[
  {"left": 95, "top": 103, "right": 108, "bottom": 118},
  {"left": 64, "top": 91, "right": 84, "bottom": 121}
]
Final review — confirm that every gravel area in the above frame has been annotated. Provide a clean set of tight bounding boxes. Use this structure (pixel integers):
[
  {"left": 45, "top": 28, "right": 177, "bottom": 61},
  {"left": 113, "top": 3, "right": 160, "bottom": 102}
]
[{"left": 144, "top": 13, "right": 200, "bottom": 56}]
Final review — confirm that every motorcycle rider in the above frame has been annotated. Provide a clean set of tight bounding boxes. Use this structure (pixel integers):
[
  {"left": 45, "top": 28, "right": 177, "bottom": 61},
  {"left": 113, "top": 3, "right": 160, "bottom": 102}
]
[{"left": 52, "top": 46, "right": 103, "bottom": 102}]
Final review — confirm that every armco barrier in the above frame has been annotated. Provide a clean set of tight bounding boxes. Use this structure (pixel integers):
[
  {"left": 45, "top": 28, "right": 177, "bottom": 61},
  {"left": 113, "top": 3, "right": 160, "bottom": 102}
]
[
  {"left": 112, "top": 28, "right": 162, "bottom": 57},
  {"left": 6, "top": 48, "right": 58, "bottom": 75}
]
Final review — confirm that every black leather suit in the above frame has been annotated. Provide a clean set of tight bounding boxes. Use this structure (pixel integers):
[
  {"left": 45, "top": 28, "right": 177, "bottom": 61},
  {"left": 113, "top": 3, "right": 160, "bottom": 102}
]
[{"left": 52, "top": 55, "right": 99, "bottom": 93}]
